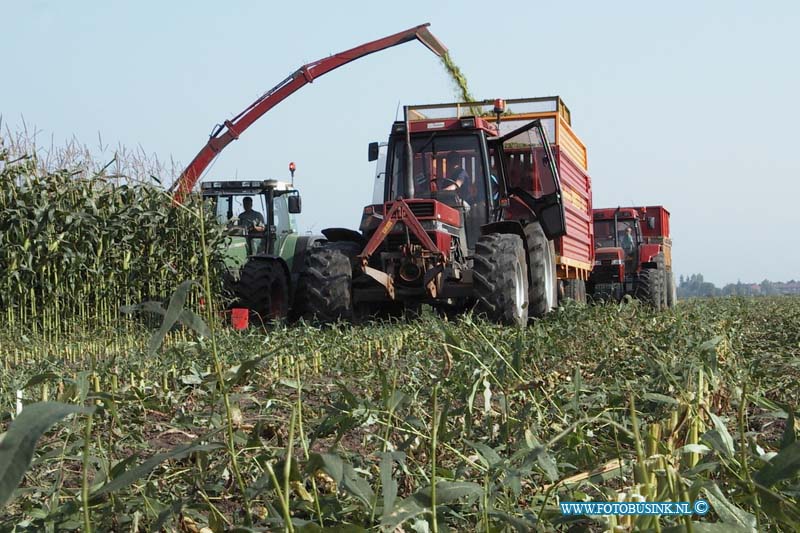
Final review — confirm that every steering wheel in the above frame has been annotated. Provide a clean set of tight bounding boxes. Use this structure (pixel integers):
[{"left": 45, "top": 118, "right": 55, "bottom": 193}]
[
  {"left": 439, "top": 177, "right": 462, "bottom": 191},
  {"left": 226, "top": 225, "right": 247, "bottom": 236}
]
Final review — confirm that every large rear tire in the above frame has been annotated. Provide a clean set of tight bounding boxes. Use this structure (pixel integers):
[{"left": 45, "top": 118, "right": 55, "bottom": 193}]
[
  {"left": 298, "top": 243, "right": 356, "bottom": 323},
  {"left": 236, "top": 259, "right": 290, "bottom": 324},
  {"left": 524, "top": 223, "right": 557, "bottom": 318},
  {"left": 634, "top": 268, "right": 663, "bottom": 309},
  {"left": 474, "top": 233, "right": 529, "bottom": 326}
]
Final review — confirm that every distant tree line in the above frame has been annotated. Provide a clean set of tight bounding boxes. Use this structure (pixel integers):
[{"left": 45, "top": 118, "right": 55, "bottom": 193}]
[{"left": 678, "top": 274, "right": 800, "bottom": 298}]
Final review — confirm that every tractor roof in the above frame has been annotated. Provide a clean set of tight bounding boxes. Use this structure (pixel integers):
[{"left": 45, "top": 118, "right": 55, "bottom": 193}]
[
  {"left": 593, "top": 206, "right": 669, "bottom": 221},
  {"left": 200, "top": 179, "right": 295, "bottom": 196}
]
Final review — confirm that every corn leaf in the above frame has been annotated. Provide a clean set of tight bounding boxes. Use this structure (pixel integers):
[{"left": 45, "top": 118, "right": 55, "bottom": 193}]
[{"left": 0, "top": 402, "right": 92, "bottom": 509}]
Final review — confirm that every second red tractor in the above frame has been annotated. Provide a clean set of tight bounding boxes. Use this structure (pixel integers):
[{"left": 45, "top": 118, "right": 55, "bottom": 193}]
[{"left": 587, "top": 206, "right": 675, "bottom": 308}]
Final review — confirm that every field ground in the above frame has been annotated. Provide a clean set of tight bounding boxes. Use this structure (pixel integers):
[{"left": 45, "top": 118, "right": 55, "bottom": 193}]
[{"left": 1, "top": 297, "right": 799, "bottom": 531}]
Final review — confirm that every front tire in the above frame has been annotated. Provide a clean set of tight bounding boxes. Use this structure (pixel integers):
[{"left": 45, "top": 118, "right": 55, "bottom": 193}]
[
  {"left": 474, "top": 233, "right": 529, "bottom": 326},
  {"left": 236, "top": 259, "right": 290, "bottom": 324},
  {"left": 298, "top": 243, "right": 355, "bottom": 323}
]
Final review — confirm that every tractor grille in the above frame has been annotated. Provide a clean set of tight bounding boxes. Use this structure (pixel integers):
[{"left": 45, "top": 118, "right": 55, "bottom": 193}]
[
  {"left": 407, "top": 202, "right": 435, "bottom": 218},
  {"left": 596, "top": 253, "right": 617, "bottom": 265},
  {"left": 386, "top": 233, "right": 423, "bottom": 250}
]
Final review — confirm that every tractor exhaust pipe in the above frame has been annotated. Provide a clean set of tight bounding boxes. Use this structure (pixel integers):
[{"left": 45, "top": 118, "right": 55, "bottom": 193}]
[{"left": 399, "top": 261, "right": 422, "bottom": 282}]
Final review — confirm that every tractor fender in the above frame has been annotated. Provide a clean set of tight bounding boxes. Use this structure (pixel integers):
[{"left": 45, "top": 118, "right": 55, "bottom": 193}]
[
  {"left": 321, "top": 227, "right": 366, "bottom": 246},
  {"left": 290, "top": 235, "right": 326, "bottom": 275},
  {"left": 639, "top": 243, "right": 663, "bottom": 265},
  {"left": 480, "top": 220, "right": 526, "bottom": 239}
]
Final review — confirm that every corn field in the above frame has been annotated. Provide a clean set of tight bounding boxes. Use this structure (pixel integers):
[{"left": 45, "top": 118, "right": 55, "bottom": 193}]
[
  {"left": 1, "top": 138, "right": 799, "bottom": 532},
  {"left": 0, "top": 140, "right": 226, "bottom": 337}
]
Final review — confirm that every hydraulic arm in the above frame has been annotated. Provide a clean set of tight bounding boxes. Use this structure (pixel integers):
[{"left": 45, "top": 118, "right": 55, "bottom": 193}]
[{"left": 171, "top": 23, "right": 447, "bottom": 203}]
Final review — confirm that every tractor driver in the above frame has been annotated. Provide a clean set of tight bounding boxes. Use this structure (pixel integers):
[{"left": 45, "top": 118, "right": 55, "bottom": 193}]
[
  {"left": 621, "top": 226, "right": 635, "bottom": 257},
  {"left": 441, "top": 152, "right": 469, "bottom": 192},
  {"left": 238, "top": 197, "right": 265, "bottom": 232}
]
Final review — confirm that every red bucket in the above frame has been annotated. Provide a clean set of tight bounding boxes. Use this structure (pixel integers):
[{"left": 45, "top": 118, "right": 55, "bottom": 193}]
[{"left": 231, "top": 308, "right": 249, "bottom": 330}]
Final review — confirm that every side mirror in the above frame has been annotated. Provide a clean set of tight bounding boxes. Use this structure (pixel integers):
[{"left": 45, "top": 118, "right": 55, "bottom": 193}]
[
  {"left": 647, "top": 216, "right": 656, "bottom": 230},
  {"left": 288, "top": 195, "right": 302, "bottom": 214},
  {"left": 368, "top": 142, "right": 380, "bottom": 162}
]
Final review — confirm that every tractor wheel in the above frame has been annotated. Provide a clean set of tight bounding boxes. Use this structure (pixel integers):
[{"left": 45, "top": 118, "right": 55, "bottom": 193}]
[
  {"left": 524, "top": 222, "right": 558, "bottom": 318},
  {"left": 665, "top": 271, "right": 677, "bottom": 308},
  {"left": 298, "top": 242, "right": 356, "bottom": 323},
  {"left": 236, "top": 259, "right": 289, "bottom": 324},
  {"left": 562, "top": 279, "right": 586, "bottom": 303},
  {"left": 634, "top": 268, "right": 663, "bottom": 309},
  {"left": 474, "top": 233, "right": 529, "bottom": 326}
]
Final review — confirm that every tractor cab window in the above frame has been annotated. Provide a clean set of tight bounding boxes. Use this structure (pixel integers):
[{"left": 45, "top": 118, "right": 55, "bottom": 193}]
[
  {"left": 499, "top": 123, "right": 557, "bottom": 200},
  {"left": 593, "top": 219, "right": 639, "bottom": 252},
  {"left": 208, "top": 194, "right": 267, "bottom": 233},
  {"left": 272, "top": 195, "right": 291, "bottom": 235},
  {"left": 211, "top": 195, "right": 234, "bottom": 225},
  {"left": 593, "top": 220, "right": 616, "bottom": 249},
  {"left": 388, "top": 134, "right": 487, "bottom": 208}
]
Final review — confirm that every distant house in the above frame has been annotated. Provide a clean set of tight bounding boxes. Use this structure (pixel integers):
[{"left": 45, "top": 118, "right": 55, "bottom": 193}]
[{"left": 778, "top": 281, "right": 800, "bottom": 295}]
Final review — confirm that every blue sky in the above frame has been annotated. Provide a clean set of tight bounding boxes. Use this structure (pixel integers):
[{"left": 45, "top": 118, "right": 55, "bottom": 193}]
[{"left": 2, "top": 0, "right": 799, "bottom": 285}]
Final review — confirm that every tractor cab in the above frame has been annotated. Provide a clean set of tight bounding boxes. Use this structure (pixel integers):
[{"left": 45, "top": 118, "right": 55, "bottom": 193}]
[
  {"left": 363, "top": 100, "right": 565, "bottom": 256},
  {"left": 593, "top": 209, "right": 644, "bottom": 275},
  {"left": 591, "top": 208, "right": 645, "bottom": 288},
  {"left": 201, "top": 179, "right": 302, "bottom": 270}
]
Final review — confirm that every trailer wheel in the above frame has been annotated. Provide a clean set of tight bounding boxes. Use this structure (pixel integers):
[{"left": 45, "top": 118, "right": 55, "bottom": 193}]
[
  {"left": 236, "top": 259, "right": 289, "bottom": 324},
  {"left": 298, "top": 243, "right": 355, "bottom": 323},
  {"left": 654, "top": 254, "right": 669, "bottom": 310},
  {"left": 562, "top": 279, "right": 586, "bottom": 303},
  {"left": 634, "top": 268, "right": 663, "bottom": 310},
  {"left": 474, "top": 233, "right": 529, "bottom": 326},
  {"left": 524, "top": 222, "right": 558, "bottom": 317},
  {"left": 665, "top": 271, "right": 677, "bottom": 308}
]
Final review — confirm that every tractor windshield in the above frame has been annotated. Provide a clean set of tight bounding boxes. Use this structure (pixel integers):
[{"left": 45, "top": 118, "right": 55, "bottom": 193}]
[
  {"left": 594, "top": 218, "right": 639, "bottom": 251},
  {"left": 388, "top": 133, "right": 488, "bottom": 208},
  {"left": 210, "top": 194, "right": 268, "bottom": 227},
  {"left": 388, "top": 132, "right": 491, "bottom": 249}
]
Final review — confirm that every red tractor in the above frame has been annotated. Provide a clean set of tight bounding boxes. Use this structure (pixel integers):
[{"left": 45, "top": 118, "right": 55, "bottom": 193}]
[
  {"left": 297, "top": 97, "right": 594, "bottom": 325},
  {"left": 587, "top": 206, "right": 676, "bottom": 308}
]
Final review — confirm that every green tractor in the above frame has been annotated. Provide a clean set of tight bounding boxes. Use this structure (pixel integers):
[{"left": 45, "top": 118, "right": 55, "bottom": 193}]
[{"left": 201, "top": 172, "right": 321, "bottom": 323}]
